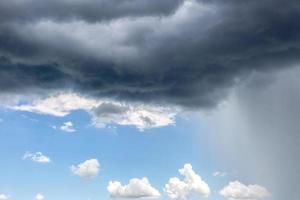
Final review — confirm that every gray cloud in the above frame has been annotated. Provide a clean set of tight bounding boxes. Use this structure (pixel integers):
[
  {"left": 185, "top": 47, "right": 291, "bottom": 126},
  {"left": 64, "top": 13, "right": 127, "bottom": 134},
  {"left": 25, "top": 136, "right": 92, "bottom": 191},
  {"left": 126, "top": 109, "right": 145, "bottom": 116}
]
[
  {"left": 0, "top": 0, "right": 183, "bottom": 23},
  {"left": 0, "top": 0, "right": 300, "bottom": 108}
]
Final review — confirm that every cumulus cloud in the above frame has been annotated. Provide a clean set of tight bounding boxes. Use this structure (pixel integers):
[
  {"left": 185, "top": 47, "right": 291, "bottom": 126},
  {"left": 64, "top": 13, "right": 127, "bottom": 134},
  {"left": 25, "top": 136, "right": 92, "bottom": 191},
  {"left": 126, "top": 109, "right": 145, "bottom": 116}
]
[
  {"left": 0, "top": 0, "right": 299, "bottom": 109},
  {"left": 60, "top": 121, "right": 76, "bottom": 133},
  {"left": 34, "top": 193, "right": 44, "bottom": 200},
  {"left": 12, "top": 92, "right": 176, "bottom": 130},
  {"left": 219, "top": 181, "right": 270, "bottom": 200},
  {"left": 107, "top": 177, "right": 161, "bottom": 199},
  {"left": 71, "top": 159, "right": 100, "bottom": 179},
  {"left": 23, "top": 152, "right": 51, "bottom": 164},
  {"left": 0, "top": 194, "right": 10, "bottom": 200},
  {"left": 164, "top": 164, "right": 210, "bottom": 199}
]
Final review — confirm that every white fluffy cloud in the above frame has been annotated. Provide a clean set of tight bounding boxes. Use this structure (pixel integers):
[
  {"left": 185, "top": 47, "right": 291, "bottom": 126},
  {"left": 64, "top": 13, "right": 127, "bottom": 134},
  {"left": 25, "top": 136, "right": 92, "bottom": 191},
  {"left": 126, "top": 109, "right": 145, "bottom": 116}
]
[
  {"left": 60, "top": 121, "right": 76, "bottom": 132},
  {"left": 164, "top": 164, "right": 210, "bottom": 200},
  {"left": 11, "top": 92, "right": 177, "bottom": 130},
  {"left": 219, "top": 181, "right": 270, "bottom": 200},
  {"left": 34, "top": 193, "right": 45, "bottom": 200},
  {"left": 71, "top": 159, "right": 100, "bottom": 179},
  {"left": 108, "top": 177, "right": 161, "bottom": 199},
  {"left": 23, "top": 152, "right": 51, "bottom": 164},
  {"left": 0, "top": 194, "right": 10, "bottom": 200}
]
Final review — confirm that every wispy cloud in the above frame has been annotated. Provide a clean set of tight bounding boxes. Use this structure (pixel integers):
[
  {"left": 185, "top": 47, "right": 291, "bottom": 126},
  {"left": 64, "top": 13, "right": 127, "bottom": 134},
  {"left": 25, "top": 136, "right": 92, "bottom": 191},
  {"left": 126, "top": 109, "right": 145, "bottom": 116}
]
[
  {"left": 212, "top": 171, "right": 227, "bottom": 178},
  {"left": 23, "top": 152, "right": 51, "bottom": 164}
]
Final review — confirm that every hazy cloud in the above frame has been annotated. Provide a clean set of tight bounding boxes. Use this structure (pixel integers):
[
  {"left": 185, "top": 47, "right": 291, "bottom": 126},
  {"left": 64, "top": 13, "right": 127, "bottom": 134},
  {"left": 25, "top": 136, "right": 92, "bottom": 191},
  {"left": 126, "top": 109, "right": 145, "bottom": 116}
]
[
  {"left": 34, "top": 193, "right": 45, "bottom": 200},
  {"left": 0, "top": 194, "right": 10, "bottom": 200},
  {"left": 220, "top": 181, "right": 270, "bottom": 200}
]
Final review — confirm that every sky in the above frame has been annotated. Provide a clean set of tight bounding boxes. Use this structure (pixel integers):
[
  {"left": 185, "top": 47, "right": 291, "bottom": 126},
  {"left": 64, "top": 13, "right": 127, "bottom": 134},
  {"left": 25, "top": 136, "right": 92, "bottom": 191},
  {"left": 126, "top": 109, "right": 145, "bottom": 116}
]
[{"left": 0, "top": 0, "right": 299, "bottom": 200}]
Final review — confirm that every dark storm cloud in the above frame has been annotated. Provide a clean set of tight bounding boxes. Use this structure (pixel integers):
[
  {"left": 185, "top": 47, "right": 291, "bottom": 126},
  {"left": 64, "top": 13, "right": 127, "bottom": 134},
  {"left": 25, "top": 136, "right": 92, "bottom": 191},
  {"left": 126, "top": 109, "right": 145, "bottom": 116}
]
[
  {"left": 0, "top": 0, "right": 183, "bottom": 23},
  {"left": 0, "top": 0, "right": 300, "bottom": 107}
]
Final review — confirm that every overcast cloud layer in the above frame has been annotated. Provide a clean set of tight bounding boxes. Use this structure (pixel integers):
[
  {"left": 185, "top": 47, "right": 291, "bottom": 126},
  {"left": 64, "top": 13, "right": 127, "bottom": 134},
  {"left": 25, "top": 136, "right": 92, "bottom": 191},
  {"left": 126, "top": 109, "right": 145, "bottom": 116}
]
[{"left": 1, "top": 0, "right": 300, "bottom": 107}]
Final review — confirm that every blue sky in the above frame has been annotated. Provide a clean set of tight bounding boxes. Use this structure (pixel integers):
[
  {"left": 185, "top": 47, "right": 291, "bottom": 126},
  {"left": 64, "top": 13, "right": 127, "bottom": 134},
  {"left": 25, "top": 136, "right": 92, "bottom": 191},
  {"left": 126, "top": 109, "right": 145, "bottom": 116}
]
[{"left": 0, "top": 105, "right": 237, "bottom": 200}]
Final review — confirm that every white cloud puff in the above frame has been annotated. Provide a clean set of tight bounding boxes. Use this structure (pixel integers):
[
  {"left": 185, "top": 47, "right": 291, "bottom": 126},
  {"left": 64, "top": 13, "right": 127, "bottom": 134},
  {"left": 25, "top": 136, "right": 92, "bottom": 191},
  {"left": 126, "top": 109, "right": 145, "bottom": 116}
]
[
  {"left": 71, "top": 159, "right": 100, "bottom": 179},
  {"left": 23, "top": 152, "right": 51, "bottom": 164},
  {"left": 60, "top": 121, "right": 76, "bottom": 132},
  {"left": 219, "top": 181, "right": 271, "bottom": 200},
  {"left": 34, "top": 193, "right": 44, "bottom": 200},
  {"left": 12, "top": 92, "right": 177, "bottom": 130},
  {"left": 107, "top": 177, "right": 161, "bottom": 199},
  {"left": 164, "top": 164, "right": 210, "bottom": 200},
  {"left": 0, "top": 194, "right": 10, "bottom": 200}
]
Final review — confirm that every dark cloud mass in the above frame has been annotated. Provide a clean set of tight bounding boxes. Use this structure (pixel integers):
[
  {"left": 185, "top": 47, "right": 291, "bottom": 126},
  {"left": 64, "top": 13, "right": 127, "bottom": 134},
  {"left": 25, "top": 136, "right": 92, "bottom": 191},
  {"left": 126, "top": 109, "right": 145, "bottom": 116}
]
[
  {"left": 0, "top": 0, "right": 184, "bottom": 23},
  {"left": 0, "top": 0, "right": 300, "bottom": 107}
]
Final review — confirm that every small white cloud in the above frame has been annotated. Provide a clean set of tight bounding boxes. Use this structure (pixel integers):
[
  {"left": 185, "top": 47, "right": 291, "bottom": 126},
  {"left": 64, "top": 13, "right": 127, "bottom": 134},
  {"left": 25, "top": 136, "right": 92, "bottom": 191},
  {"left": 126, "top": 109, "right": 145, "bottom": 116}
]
[
  {"left": 219, "top": 181, "right": 271, "bottom": 200},
  {"left": 34, "top": 193, "right": 45, "bottom": 200},
  {"left": 107, "top": 177, "right": 161, "bottom": 199},
  {"left": 0, "top": 194, "right": 10, "bottom": 200},
  {"left": 71, "top": 159, "right": 100, "bottom": 179},
  {"left": 164, "top": 164, "right": 210, "bottom": 200},
  {"left": 60, "top": 121, "right": 76, "bottom": 132},
  {"left": 23, "top": 152, "right": 51, "bottom": 164},
  {"left": 212, "top": 171, "right": 227, "bottom": 177}
]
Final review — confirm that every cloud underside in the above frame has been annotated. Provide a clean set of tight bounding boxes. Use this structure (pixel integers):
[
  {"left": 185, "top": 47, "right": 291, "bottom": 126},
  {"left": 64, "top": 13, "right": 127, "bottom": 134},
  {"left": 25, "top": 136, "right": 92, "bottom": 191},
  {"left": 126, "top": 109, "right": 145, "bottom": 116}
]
[
  {"left": 11, "top": 92, "right": 176, "bottom": 130},
  {"left": 0, "top": 0, "right": 299, "bottom": 108}
]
